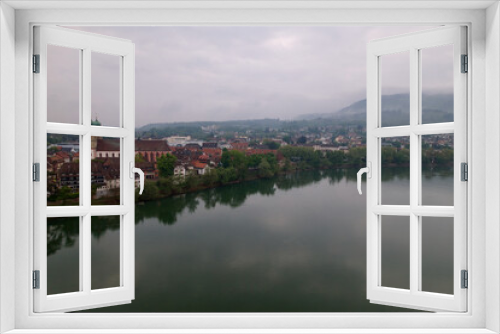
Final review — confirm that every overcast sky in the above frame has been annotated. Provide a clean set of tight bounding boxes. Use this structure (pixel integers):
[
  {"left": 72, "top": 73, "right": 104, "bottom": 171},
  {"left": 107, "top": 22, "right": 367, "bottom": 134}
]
[{"left": 47, "top": 25, "right": 454, "bottom": 127}]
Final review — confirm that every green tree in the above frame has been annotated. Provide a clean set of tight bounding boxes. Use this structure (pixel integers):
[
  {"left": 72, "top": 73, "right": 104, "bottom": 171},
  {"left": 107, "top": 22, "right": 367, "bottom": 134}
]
[
  {"left": 258, "top": 158, "right": 274, "bottom": 178},
  {"left": 297, "top": 136, "right": 307, "bottom": 144},
  {"left": 263, "top": 139, "right": 280, "bottom": 150},
  {"left": 394, "top": 149, "right": 410, "bottom": 164},
  {"left": 135, "top": 153, "right": 145, "bottom": 163},
  {"left": 282, "top": 135, "right": 292, "bottom": 144},
  {"left": 219, "top": 167, "right": 238, "bottom": 184},
  {"left": 326, "top": 150, "right": 345, "bottom": 165},
  {"left": 347, "top": 147, "right": 366, "bottom": 165},
  {"left": 157, "top": 153, "right": 177, "bottom": 177},
  {"left": 247, "top": 154, "right": 263, "bottom": 168},
  {"left": 282, "top": 158, "right": 293, "bottom": 172},
  {"left": 221, "top": 150, "right": 246, "bottom": 169},
  {"left": 137, "top": 181, "right": 160, "bottom": 201}
]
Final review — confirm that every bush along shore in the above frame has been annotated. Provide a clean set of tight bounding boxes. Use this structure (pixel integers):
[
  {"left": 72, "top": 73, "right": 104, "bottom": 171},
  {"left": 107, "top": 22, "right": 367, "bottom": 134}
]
[{"left": 135, "top": 145, "right": 453, "bottom": 202}]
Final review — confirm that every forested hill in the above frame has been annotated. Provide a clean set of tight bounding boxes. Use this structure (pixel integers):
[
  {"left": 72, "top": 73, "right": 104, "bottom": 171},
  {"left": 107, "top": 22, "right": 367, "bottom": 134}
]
[
  {"left": 136, "top": 93, "right": 453, "bottom": 138},
  {"left": 297, "top": 93, "right": 453, "bottom": 124}
]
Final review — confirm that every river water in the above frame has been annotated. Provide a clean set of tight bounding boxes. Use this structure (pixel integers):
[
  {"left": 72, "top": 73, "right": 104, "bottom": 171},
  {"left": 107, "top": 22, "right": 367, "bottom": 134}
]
[{"left": 47, "top": 167, "right": 454, "bottom": 312}]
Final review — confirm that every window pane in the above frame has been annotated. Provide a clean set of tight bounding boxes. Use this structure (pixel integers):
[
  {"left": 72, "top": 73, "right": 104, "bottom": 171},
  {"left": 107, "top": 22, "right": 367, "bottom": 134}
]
[
  {"left": 380, "top": 51, "right": 410, "bottom": 127},
  {"left": 421, "top": 45, "right": 454, "bottom": 124},
  {"left": 381, "top": 137, "right": 410, "bottom": 205},
  {"left": 421, "top": 217, "right": 454, "bottom": 294},
  {"left": 421, "top": 134, "right": 454, "bottom": 206},
  {"left": 91, "top": 137, "right": 121, "bottom": 205},
  {"left": 47, "top": 217, "right": 80, "bottom": 294},
  {"left": 92, "top": 52, "right": 121, "bottom": 127},
  {"left": 91, "top": 216, "right": 121, "bottom": 290},
  {"left": 381, "top": 215, "right": 410, "bottom": 290},
  {"left": 47, "top": 134, "right": 80, "bottom": 206},
  {"left": 47, "top": 45, "right": 80, "bottom": 124}
]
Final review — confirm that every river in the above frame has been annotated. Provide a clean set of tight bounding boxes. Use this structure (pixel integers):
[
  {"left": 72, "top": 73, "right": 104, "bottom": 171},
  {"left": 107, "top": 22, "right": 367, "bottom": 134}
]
[{"left": 47, "top": 167, "right": 454, "bottom": 312}]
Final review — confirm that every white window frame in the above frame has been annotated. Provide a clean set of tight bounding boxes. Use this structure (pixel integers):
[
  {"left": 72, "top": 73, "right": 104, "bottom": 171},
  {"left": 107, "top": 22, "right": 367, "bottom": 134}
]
[
  {"left": 1, "top": 1, "right": 499, "bottom": 333},
  {"left": 365, "top": 26, "right": 468, "bottom": 313},
  {"left": 33, "top": 25, "right": 136, "bottom": 313}
]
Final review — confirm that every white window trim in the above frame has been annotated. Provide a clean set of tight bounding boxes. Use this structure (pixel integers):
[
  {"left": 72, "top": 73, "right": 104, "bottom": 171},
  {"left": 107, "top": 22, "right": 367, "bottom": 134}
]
[{"left": 0, "top": 1, "right": 499, "bottom": 333}]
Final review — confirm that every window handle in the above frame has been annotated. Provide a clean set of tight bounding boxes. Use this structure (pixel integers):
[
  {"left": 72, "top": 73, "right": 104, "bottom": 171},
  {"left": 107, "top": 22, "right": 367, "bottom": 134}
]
[
  {"left": 129, "top": 162, "right": 144, "bottom": 195},
  {"left": 357, "top": 162, "right": 371, "bottom": 195}
]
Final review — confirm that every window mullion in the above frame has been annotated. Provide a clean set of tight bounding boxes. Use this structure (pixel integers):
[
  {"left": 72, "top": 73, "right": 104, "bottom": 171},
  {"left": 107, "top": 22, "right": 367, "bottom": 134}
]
[
  {"left": 409, "top": 47, "right": 420, "bottom": 294},
  {"left": 82, "top": 214, "right": 91, "bottom": 293},
  {"left": 82, "top": 48, "right": 92, "bottom": 294}
]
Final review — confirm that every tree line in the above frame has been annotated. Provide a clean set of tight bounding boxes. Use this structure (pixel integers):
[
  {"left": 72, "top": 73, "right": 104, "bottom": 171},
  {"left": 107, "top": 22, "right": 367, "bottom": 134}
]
[{"left": 137, "top": 145, "right": 453, "bottom": 202}]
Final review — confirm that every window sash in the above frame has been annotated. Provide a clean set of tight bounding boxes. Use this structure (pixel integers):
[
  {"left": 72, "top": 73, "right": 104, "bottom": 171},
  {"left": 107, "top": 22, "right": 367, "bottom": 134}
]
[
  {"left": 366, "top": 26, "right": 467, "bottom": 312},
  {"left": 33, "top": 25, "right": 136, "bottom": 313}
]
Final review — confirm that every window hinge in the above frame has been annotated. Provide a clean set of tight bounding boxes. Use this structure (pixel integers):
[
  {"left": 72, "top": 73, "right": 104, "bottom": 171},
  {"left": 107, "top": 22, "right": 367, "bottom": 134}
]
[
  {"left": 33, "top": 163, "right": 40, "bottom": 182},
  {"left": 461, "top": 162, "right": 468, "bottom": 181},
  {"left": 461, "top": 270, "right": 468, "bottom": 289},
  {"left": 461, "top": 54, "right": 468, "bottom": 73},
  {"left": 33, "top": 54, "right": 40, "bottom": 73},
  {"left": 33, "top": 270, "right": 40, "bottom": 289}
]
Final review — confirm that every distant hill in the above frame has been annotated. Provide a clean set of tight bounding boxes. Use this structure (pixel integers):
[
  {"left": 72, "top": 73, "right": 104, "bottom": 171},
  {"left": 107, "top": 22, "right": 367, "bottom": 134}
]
[
  {"left": 296, "top": 93, "right": 454, "bottom": 125},
  {"left": 136, "top": 93, "right": 453, "bottom": 137},
  {"left": 137, "top": 118, "right": 283, "bottom": 133}
]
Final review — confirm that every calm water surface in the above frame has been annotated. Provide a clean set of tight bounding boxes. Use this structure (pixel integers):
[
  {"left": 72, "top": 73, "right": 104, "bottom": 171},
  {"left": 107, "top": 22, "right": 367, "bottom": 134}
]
[{"left": 48, "top": 168, "right": 454, "bottom": 312}]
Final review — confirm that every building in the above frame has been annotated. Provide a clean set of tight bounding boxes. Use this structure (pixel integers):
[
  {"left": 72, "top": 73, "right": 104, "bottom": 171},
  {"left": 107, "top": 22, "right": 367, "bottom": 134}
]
[
  {"left": 202, "top": 142, "right": 218, "bottom": 149},
  {"left": 135, "top": 162, "right": 157, "bottom": 180},
  {"left": 92, "top": 137, "right": 120, "bottom": 159},
  {"left": 185, "top": 143, "right": 202, "bottom": 151},
  {"left": 174, "top": 164, "right": 186, "bottom": 177},
  {"left": 191, "top": 161, "right": 210, "bottom": 175},
  {"left": 135, "top": 139, "right": 171, "bottom": 162},
  {"left": 58, "top": 162, "right": 79, "bottom": 190},
  {"left": 91, "top": 138, "right": 171, "bottom": 162},
  {"left": 165, "top": 136, "right": 191, "bottom": 146},
  {"left": 313, "top": 144, "right": 340, "bottom": 153},
  {"left": 231, "top": 142, "right": 249, "bottom": 151}
]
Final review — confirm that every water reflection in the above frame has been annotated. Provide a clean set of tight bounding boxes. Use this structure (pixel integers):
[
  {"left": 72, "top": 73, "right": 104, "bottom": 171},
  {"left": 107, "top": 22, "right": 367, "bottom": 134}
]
[{"left": 45, "top": 168, "right": 453, "bottom": 313}]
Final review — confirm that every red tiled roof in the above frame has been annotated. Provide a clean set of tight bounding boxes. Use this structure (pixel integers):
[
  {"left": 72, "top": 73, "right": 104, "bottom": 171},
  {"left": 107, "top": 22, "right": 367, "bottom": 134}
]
[
  {"left": 96, "top": 138, "right": 120, "bottom": 152},
  {"left": 199, "top": 154, "right": 210, "bottom": 162},
  {"left": 192, "top": 161, "right": 207, "bottom": 169},
  {"left": 202, "top": 148, "right": 222, "bottom": 156},
  {"left": 231, "top": 142, "right": 248, "bottom": 150},
  {"left": 135, "top": 139, "right": 170, "bottom": 152},
  {"left": 56, "top": 151, "right": 70, "bottom": 158},
  {"left": 48, "top": 156, "right": 64, "bottom": 163},
  {"left": 245, "top": 149, "right": 277, "bottom": 156},
  {"left": 58, "top": 162, "right": 79, "bottom": 175},
  {"left": 135, "top": 162, "right": 156, "bottom": 172}
]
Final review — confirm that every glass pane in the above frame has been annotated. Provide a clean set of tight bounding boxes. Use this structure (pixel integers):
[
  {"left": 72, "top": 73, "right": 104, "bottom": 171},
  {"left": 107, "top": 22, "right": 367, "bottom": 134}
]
[
  {"left": 91, "top": 137, "right": 121, "bottom": 205},
  {"left": 380, "top": 51, "right": 410, "bottom": 127},
  {"left": 421, "top": 134, "right": 454, "bottom": 206},
  {"left": 47, "top": 217, "right": 80, "bottom": 294},
  {"left": 421, "top": 45, "right": 454, "bottom": 124},
  {"left": 47, "top": 134, "right": 80, "bottom": 206},
  {"left": 381, "top": 137, "right": 410, "bottom": 205},
  {"left": 47, "top": 45, "right": 80, "bottom": 124},
  {"left": 381, "top": 215, "right": 410, "bottom": 289},
  {"left": 421, "top": 217, "right": 454, "bottom": 294},
  {"left": 91, "top": 52, "right": 121, "bottom": 127},
  {"left": 91, "top": 216, "right": 121, "bottom": 290}
]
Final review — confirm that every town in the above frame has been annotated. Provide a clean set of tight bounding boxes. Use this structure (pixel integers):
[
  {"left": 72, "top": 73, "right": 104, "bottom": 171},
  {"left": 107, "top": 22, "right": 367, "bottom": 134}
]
[{"left": 46, "top": 119, "right": 454, "bottom": 205}]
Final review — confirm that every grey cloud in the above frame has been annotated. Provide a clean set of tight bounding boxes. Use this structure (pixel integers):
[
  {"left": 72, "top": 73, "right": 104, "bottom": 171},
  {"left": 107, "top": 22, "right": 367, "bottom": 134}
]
[{"left": 56, "top": 25, "right": 443, "bottom": 127}]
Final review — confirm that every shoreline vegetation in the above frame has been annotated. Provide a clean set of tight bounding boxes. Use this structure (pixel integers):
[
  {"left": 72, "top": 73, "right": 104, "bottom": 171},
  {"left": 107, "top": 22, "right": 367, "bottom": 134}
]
[
  {"left": 48, "top": 145, "right": 453, "bottom": 206},
  {"left": 137, "top": 145, "right": 452, "bottom": 203}
]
